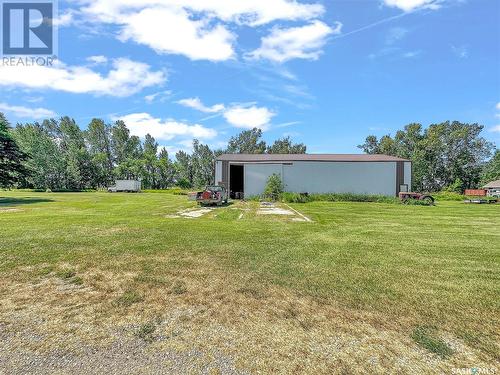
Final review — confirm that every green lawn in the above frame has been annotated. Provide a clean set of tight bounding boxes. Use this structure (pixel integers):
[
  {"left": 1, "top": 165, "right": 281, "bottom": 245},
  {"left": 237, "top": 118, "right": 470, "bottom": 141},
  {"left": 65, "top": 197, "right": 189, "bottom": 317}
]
[{"left": 0, "top": 191, "right": 498, "bottom": 373}]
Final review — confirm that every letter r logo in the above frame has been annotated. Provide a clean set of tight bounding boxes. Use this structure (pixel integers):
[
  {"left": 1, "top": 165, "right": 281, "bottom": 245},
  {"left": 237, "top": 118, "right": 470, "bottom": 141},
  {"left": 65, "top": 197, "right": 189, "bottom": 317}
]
[{"left": 2, "top": 1, "right": 53, "bottom": 55}]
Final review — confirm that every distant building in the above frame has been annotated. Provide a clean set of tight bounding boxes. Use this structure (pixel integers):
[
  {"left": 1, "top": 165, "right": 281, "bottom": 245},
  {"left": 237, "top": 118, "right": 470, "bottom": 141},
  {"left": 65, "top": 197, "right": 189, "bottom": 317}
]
[
  {"left": 215, "top": 154, "right": 411, "bottom": 198},
  {"left": 483, "top": 180, "right": 500, "bottom": 197}
]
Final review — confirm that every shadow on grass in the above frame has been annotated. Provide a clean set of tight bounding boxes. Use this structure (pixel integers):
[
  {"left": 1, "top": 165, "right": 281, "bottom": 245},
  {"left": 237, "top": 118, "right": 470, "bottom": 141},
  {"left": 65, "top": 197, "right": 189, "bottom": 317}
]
[
  {"left": 198, "top": 200, "right": 235, "bottom": 208},
  {"left": 0, "top": 197, "right": 54, "bottom": 207}
]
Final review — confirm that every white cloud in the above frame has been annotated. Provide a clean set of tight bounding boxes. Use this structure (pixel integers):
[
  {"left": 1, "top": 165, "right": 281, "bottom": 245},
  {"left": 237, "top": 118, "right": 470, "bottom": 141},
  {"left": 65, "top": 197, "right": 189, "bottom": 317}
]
[
  {"left": 490, "top": 125, "right": 500, "bottom": 133},
  {"left": 247, "top": 20, "right": 340, "bottom": 63},
  {"left": 403, "top": 50, "right": 422, "bottom": 58},
  {"left": 118, "top": 7, "right": 236, "bottom": 61},
  {"left": 86, "top": 55, "right": 108, "bottom": 65},
  {"left": 383, "top": 0, "right": 443, "bottom": 12},
  {"left": 223, "top": 105, "right": 275, "bottom": 130},
  {"left": 385, "top": 27, "right": 408, "bottom": 44},
  {"left": 182, "top": 0, "right": 323, "bottom": 26},
  {"left": 144, "top": 90, "right": 172, "bottom": 103},
  {"left": 494, "top": 102, "right": 500, "bottom": 119},
  {"left": 54, "top": 10, "right": 76, "bottom": 27},
  {"left": 79, "top": 0, "right": 326, "bottom": 61},
  {"left": 24, "top": 96, "right": 44, "bottom": 103},
  {"left": 82, "top": 0, "right": 324, "bottom": 26},
  {"left": 118, "top": 112, "right": 217, "bottom": 141},
  {"left": 0, "top": 102, "right": 56, "bottom": 119},
  {"left": 451, "top": 45, "right": 468, "bottom": 59},
  {"left": 0, "top": 58, "right": 165, "bottom": 97},
  {"left": 177, "top": 97, "right": 225, "bottom": 113},
  {"left": 176, "top": 96, "right": 277, "bottom": 130}
]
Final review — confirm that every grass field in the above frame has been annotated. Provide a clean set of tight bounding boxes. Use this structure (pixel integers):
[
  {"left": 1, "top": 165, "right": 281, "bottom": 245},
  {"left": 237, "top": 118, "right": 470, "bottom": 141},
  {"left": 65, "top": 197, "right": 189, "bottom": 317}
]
[{"left": 0, "top": 191, "right": 498, "bottom": 373}]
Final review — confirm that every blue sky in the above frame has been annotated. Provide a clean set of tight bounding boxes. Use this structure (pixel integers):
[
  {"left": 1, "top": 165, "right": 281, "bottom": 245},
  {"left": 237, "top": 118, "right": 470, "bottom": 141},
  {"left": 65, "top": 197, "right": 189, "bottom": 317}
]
[{"left": 0, "top": 0, "right": 499, "bottom": 154}]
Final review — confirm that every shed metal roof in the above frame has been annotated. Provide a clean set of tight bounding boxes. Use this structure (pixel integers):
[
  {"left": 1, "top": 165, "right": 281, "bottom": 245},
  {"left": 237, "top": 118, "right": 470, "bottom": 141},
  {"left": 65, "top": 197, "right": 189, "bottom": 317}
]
[
  {"left": 216, "top": 154, "right": 410, "bottom": 162},
  {"left": 483, "top": 179, "right": 500, "bottom": 188}
]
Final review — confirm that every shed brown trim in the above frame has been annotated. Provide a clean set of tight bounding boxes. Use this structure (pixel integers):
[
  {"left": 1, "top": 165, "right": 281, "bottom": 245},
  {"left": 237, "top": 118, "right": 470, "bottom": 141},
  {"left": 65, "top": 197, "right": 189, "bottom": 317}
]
[
  {"left": 396, "top": 161, "right": 404, "bottom": 196},
  {"left": 216, "top": 153, "right": 410, "bottom": 163}
]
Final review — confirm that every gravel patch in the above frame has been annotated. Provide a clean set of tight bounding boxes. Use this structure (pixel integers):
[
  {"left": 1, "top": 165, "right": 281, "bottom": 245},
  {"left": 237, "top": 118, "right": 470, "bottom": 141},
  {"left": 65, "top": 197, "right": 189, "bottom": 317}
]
[{"left": 0, "top": 323, "right": 246, "bottom": 375}]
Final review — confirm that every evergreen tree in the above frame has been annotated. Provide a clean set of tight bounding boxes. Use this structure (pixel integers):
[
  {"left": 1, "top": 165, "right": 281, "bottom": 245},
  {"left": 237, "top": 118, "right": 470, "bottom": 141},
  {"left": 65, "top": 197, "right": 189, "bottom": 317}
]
[{"left": 0, "top": 113, "right": 28, "bottom": 188}]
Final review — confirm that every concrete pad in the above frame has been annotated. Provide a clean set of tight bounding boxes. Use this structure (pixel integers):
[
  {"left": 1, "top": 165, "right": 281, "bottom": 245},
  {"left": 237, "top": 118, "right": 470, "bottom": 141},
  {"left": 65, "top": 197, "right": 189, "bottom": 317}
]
[
  {"left": 0, "top": 208, "right": 22, "bottom": 213},
  {"left": 257, "top": 208, "right": 294, "bottom": 215},
  {"left": 283, "top": 203, "right": 313, "bottom": 222},
  {"left": 180, "top": 208, "right": 212, "bottom": 218},
  {"left": 166, "top": 207, "right": 213, "bottom": 219}
]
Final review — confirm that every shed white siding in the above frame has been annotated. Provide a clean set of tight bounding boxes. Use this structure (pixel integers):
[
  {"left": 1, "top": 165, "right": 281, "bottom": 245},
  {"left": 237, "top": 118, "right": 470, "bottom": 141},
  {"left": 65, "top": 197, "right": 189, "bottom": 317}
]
[
  {"left": 244, "top": 164, "right": 282, "bottom": 197},
  {"left": 242, "top": 161, "right": 402, "bottom": 197},
  {"left": 404, "top": 162, "right": 412, "bottom": 189},
  {"left": 282, "top": 161, "right": 397, "bottom": 196},
  {"left": 215, "top": 161, "right": 223, "bottom": 185}
]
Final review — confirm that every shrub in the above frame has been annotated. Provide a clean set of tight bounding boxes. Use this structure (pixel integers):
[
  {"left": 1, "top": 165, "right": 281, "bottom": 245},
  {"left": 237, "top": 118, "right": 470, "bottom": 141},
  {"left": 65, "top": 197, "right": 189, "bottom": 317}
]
[
  {"left": 176, "top": 178, "right": 191, "bottom": 190},
  {"left": 141, "top": 188, "right": 188, "bottom": 195},
  {"left": 263, "top": 173, "right": 284, "bottom": 201},
  {"left": 281, "top": 192, "right": 398, "bottom": 204},
  {"left": 281, "top": 192, "right": 311, "bottom": 203},
  {"left": 433, "top": 191, "right": 465, "bottom": 201},
  {"left": 444, "top": 178, "right": 463, "bottom": 194},
  {"left": 245, "top": 195, "right": 261, "bottom": 202}
]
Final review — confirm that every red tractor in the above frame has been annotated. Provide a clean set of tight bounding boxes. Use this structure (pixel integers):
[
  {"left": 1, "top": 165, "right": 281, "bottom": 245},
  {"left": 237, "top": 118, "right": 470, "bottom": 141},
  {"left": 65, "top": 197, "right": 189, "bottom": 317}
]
[
  {"left": 189, "top": 185, "right": 229, "bottom": 206},
  {"left": 399, "top": 192, "right": 435, "bottom": 205}
]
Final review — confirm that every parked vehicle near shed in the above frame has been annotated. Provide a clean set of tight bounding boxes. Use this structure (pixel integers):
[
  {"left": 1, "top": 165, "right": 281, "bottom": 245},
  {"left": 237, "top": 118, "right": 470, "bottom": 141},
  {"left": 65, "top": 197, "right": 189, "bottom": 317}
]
[
  {"left": 189, "top": 185, "right": 228, "bottom": 206},
  {"left": 464, "top": 198, "right": 498, "bottom": 204},
  {"left": 399, "top": 192, "right": 434, "bottom": 205},
  {"left": 108, "top": 180, "right": 141, "bottom": 193}
]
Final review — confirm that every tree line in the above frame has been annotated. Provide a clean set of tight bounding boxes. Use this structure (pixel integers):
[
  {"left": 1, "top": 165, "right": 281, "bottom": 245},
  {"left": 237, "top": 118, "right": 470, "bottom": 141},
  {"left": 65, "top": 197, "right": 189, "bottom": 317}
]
[
  {"left": 358, "top": 121, "right": 498, "bottom": 192},
  {"left": 0, "top": 113, "right": 306, "bottom": 190},
  {"left": 1, "top": 113, "right": 498, "bottom": 192}
]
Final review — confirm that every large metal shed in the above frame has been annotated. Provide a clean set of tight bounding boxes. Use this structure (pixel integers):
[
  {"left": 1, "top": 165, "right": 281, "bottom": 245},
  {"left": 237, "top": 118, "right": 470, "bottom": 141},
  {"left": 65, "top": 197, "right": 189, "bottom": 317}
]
[{"left": 215, "top": 154, "right": 412, "bottom": 198}]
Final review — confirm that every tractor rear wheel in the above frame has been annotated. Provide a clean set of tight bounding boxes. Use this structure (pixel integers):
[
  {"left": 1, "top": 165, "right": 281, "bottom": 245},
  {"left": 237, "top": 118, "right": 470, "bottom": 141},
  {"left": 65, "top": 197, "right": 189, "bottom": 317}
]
[{"left": 422, "top": 196, "right": 434, "bottom": 205}]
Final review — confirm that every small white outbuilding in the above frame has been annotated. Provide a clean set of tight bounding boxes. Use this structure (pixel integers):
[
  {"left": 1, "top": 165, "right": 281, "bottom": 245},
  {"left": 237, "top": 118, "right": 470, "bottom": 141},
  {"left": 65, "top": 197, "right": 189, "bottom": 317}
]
[
  {"left": 215, "top": 154, "right": 411, "bottom": 198},
  {"left": 483, "top": 180, "right": 500, "bottom": 197}
]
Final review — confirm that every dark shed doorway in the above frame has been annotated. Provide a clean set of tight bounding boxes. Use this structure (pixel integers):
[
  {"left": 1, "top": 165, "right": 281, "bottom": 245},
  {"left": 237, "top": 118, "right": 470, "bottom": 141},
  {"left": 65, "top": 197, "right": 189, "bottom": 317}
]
[{"left": 230, "top": 164, "right": 244, "bottom": 199}]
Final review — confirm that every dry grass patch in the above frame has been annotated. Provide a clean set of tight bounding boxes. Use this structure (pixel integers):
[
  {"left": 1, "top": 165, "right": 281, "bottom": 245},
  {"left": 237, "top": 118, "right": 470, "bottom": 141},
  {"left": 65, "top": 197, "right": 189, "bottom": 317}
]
[
  {"left": 0, "top": 192, "right": 498, "bottom": 373},
  {"left": 0, "top": 257, "right": 495, "bottom": 374}
]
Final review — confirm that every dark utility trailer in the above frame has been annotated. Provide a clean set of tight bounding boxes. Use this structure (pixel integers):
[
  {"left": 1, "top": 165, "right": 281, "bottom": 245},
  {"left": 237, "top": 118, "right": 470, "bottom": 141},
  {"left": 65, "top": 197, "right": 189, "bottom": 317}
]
[{"left": 464, "top": 199, "right": 498, "bottom": 204}]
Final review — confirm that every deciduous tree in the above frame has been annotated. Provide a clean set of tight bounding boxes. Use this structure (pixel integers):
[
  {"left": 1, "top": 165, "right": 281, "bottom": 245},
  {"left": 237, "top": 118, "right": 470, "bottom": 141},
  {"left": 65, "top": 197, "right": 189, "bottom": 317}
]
[
  {"left": 266, "top": 136, "right": 306, "bottom": 154},
  {"left": 227, "top": 128, "right": 266, "bottom": 154}
]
